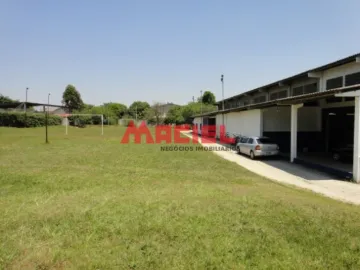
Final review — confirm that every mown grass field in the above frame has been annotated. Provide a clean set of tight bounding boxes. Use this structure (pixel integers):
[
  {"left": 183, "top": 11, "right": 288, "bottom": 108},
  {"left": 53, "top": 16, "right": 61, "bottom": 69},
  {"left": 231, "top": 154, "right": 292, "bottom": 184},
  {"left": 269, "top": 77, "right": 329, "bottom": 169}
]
[{"left": 1, "top": 126, "right": 360, "bottom": 269}]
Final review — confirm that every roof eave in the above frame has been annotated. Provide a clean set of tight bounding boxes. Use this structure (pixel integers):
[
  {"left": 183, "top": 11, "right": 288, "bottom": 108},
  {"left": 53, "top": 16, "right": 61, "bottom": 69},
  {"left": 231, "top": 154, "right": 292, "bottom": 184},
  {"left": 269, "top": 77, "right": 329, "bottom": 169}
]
[
  {"left": 216, "top": 53, "right": 360, "bottom": 105},
  {"left": 194, "top": 84, "right": 360, "bottom": 118}
]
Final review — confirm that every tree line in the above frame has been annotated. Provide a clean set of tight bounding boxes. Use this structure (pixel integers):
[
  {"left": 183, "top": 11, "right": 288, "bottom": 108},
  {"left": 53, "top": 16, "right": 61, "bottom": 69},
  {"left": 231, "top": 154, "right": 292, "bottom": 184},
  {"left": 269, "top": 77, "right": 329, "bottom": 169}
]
[
  {"left": 1, "top": 85, "right": 218, "bottom": 125},
  {"left": 62, "top": 84, "right": 217, "bottom": 125}
]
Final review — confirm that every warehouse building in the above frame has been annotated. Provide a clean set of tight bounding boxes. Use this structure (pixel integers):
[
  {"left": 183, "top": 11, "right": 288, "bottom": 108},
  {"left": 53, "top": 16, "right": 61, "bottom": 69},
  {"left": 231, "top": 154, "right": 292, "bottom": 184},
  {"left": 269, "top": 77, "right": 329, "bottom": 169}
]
[{"left": 193, "top": 53, "right": 360, "bottom": 182}]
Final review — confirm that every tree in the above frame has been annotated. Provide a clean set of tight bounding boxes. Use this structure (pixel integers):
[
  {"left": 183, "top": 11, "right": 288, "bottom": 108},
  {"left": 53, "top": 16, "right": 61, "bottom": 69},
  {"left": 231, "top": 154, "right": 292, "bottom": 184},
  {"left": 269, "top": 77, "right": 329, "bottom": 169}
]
[
  {"left": 182, "top": 102, "right": 217, "bottom": 124},
  {"left": 128, "top": 101, "right": 150, "bottom": 120},
  {"left": 201, "top": 91, "right": 216, "bottom": 105},
  {"left": 150, "top": 102, "right": 165, "bottom": 125},
  {"left": 144, "top": 107, "right": 156, "bottom": 125},
  {"left": 62, "top": 84, "right": 84, "bottom": 112},
  {"left": 0, "top": 94, "right": 16, "bottom": 104},
  {"left": 164, "top": 105, "right": 184, "bottom": 124},
  {"left": 103, "top": 102, "right": 127, "bottom": 118},
  {"left": 83, "top": 104, "right": 94, "bottom": 110}
]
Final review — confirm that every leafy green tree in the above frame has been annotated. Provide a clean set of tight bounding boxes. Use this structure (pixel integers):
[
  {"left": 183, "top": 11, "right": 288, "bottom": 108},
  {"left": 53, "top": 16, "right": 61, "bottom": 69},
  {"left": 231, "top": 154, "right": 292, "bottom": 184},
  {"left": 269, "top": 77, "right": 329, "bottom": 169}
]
[
  {"left": 201, "top": 91, "right": 216, "bottom": 105},
  {"left": 74, "top": 104, "right": 98, "bottom": 115},
  {"left": 0, "top": 94, "right": 17, "bottom": 104},
  {"left": 62, "top": 84, "right": 84, "bottom": 112},
  {"left": 144, "top": 107, "right": 156, "bottom": 125},
  {"left": 181, "top": 102, "right": 217, "bottom": 124},
  {"left": 83, "top": 104, "right": 94, "bottom": 110},
  {"left": 128, "top": 101, "right": 150, "bottom": 120},
  {"left": 90, "top": 106, "right": 103, "bottom": 115},
  {"left": 164, "top": 105, "right": 184, "bottom": 124},
  {"left": 103, "top": 102, "right": 127, "bottom": 118}
]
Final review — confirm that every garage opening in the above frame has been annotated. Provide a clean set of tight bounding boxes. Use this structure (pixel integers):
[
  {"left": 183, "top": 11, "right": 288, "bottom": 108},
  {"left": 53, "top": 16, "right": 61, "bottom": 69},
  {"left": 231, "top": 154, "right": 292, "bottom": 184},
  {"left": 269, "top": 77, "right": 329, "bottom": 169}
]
[
  {"left": 292, "top": 105, "right": 353, "bottom": 178},
  {"left": 323, "top": 106, "right": 354, "bottom": 154},
  {"left": 208, "top": 117, "right": 216, "bottom": 137},
  {"left": 200, "top": 116, "right": 216, "bottom": 138},
  {"left": 262, "top": 98, "right": 355, "bottom": 179}
]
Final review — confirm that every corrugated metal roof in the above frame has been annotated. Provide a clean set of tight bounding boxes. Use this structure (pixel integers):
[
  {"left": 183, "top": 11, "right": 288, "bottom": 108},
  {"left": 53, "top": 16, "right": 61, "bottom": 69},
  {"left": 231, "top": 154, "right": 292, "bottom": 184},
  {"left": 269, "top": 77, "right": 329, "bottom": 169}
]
[
  {"left": 193, "top": 83, "right": 360, "bottom": 118},
  {"left": 216, "top": 52, "right": 360, "bottom": 105}
]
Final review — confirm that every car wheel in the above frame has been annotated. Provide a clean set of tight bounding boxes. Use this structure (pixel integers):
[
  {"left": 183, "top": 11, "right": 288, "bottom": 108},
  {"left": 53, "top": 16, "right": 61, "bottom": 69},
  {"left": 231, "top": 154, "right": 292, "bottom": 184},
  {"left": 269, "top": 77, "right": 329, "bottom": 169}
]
[
  {"left": 333, "top": 153, "right": 340, "bottom": 161},
  {"left": 250, "top": 151, "right": 255, "bottom": 160}
]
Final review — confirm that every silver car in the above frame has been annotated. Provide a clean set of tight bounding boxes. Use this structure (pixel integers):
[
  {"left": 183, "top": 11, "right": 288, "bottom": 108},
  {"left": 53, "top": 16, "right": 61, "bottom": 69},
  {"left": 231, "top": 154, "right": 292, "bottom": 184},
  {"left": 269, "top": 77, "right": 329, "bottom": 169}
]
[{"left": 236, "top": 136, "right": 279, "bottom": 159}]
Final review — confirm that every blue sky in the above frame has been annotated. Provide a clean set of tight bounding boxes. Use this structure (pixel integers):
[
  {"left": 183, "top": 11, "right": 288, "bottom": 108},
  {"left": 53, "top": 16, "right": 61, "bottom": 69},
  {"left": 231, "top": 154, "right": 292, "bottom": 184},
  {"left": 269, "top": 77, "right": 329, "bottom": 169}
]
[{"left": 1, "top": 0, "right": 359, "bottom": 106}]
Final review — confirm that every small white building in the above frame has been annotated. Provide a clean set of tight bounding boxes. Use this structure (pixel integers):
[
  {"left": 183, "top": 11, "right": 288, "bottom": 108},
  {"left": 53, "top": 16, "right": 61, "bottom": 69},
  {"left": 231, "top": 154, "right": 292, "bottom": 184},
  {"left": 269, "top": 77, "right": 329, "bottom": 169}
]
[{"left": 193, "top": 53, "right": 360, "bottom": 182}]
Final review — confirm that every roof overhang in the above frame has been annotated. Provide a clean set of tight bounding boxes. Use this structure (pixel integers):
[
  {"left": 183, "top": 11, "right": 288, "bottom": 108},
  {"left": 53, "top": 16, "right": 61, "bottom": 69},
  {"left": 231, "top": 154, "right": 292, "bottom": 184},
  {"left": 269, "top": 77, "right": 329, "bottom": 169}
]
[
  {"left": 307, "top": 71, "right": 322, "bottom": 78},
  {"left": 278, "top": 81, "right": 288, "bottom": 87},
  {"left": 0, "top": 101, "right": 64, "bottom": 109},
  {"left": 215, "top": 53, "right": 360, "bottom": 105},
  {"left": 194, "top": 84, "right": 360, "bottom": 118},
  {"left": 335, "top": 90, "right": 360, "bottom": 97}
]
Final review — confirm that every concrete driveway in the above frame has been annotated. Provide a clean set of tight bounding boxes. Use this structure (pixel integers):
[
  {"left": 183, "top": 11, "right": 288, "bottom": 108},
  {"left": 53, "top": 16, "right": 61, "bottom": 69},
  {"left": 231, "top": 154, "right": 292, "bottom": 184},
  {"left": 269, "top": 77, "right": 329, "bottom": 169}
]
[{"left": 185, "top": 132, "right": 360, "bottom": 205}]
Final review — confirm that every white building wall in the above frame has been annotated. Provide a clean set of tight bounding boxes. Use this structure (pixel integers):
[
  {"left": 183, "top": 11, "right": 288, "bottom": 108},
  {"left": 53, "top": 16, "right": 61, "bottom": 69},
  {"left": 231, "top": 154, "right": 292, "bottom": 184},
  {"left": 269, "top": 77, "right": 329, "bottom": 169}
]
[
  {"left": 263, "top": 107, "right": 290, "bottom": 132},
  {"left": 223, "top": 110, "right": 262, "bottom": 137},
  {"left": 216, "top": 114, "right": 223, "bottom": 138},
  {"left": 263, "top": 106, "right": 321, "bottom": 132}
]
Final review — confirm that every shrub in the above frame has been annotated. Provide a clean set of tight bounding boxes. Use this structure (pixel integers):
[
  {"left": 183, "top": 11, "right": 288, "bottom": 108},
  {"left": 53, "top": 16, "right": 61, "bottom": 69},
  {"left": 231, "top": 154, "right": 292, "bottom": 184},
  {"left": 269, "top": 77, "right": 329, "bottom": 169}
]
[
  {"left": 92, "top": 115, "right": 102, "bottom": 125},
  {"left": 67, "top": 115, "right": 108, "bottom": 126},
  {"left": 105, "top": 118, "right": 118, "bottom": 125},
  {"left": 0, "top": 112, "right": 62, "bottom": 127},
  {"left": 68, "top": 115, "right": 92, "bottom": 126}
]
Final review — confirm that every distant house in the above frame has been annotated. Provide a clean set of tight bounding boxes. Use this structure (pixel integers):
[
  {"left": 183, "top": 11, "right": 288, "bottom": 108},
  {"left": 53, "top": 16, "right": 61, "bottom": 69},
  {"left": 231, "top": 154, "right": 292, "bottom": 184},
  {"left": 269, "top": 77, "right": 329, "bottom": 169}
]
[
  {"left": 154, "top": 102, "right": 179, "bottom": 118},
  {"left": 48, "top": 107, "right": 69, "bottom": 115}
]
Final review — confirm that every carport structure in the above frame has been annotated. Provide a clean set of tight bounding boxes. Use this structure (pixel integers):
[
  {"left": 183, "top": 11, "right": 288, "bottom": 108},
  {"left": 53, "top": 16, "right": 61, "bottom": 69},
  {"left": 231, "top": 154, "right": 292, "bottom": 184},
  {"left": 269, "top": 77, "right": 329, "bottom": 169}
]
[
  {"left": 275, "top": 84, "right": 360, "bottom": 182},
  {"left": 0, "top": 101, "right": 64, "bottom": 111},
  {"left": 218, "top": 84, "right": 360, "bottom": 181},
  {"left": 193, "top": 53, "right": 360, "bottom": 182}
]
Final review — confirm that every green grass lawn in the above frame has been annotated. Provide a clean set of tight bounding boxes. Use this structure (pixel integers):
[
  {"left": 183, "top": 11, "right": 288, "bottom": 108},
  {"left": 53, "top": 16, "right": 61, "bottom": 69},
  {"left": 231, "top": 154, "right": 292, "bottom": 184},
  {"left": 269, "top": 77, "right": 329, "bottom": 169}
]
[{"left": 2, "top": 126, "right": 360, "bottom": 269}]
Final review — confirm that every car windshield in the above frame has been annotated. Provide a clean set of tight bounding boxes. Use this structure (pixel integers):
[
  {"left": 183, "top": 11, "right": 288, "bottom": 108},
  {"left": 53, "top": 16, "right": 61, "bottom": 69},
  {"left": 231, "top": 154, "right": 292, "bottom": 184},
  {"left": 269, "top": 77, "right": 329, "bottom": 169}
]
[
  {"left": 240, "top": 137, "right": 248, "bottom": 143},
  {"left": 257, "top": 138, "right": 275, "bottom": 144}
]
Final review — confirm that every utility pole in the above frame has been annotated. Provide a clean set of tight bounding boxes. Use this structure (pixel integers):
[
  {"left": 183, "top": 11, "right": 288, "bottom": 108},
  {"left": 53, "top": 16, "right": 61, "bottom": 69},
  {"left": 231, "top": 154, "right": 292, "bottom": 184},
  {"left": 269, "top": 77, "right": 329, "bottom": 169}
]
[
  {"left": 192, "top": 96, "right": 195, "bottom": 102},
  {"left": 200, "top": 90, "right": 203, "bottom": 129},
  {"left": 46, "top": 93, "right": 50, "bottom": 143},
  {"left": 221, "top": 74, "right": 225, "bottom": 130},
  {"left": 47, "top": 94, "right": 51, "bottom": 114},
  {"left": 25, "top": 87, "right": 29, "bottom": 113},
  {"left": 107, "top": 104, "right": 110, "bottom": 126},
  {"left": 200, "top": 90, "right": 203, "bottom": 114}
]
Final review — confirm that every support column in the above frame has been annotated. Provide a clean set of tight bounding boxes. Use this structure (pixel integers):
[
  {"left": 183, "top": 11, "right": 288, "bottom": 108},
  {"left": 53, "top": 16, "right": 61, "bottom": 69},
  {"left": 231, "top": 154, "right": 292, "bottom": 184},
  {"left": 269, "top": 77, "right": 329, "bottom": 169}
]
[
  {"left": 335, "top": 90, "right": 360, "bottom": 182},
  {"left": 353, "top": 97, "right": 360, "bottom": 182},
  {"left": 290, "top": 104, "right": 303, "bottom": 162},
  {"left": 260, "top": 109, "right": 264, "bottom": 137}
]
